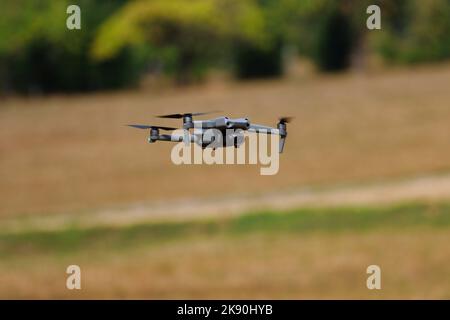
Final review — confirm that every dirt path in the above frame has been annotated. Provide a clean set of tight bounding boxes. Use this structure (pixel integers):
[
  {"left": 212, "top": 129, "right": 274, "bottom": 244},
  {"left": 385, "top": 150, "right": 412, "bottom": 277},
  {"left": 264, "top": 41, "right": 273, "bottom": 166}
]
[{"left": 3, "top": 173, "right": 450, "bottom": 233}]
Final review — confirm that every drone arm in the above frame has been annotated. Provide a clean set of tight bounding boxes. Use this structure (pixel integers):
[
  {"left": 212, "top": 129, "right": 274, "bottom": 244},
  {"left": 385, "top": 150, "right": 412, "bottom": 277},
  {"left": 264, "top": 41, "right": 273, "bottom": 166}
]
[
  {"left": 248, "top": 124, "right": 279, "bottom": 135},
  {"left": 249, "top": 123, "right": 288, "bottom": 154},
  {"left": 157, "top": 134, "right": 181, "bottom": 142},
  {"left": 157, "top": 134, "right": 197, "bottom": 143}
]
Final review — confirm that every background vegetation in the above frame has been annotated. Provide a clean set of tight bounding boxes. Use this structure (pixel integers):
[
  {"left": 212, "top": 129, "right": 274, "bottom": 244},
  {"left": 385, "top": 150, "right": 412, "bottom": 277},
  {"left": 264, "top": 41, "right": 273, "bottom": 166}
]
[{"left": 1, "top": 0, "right": 450, "bottom": 93}]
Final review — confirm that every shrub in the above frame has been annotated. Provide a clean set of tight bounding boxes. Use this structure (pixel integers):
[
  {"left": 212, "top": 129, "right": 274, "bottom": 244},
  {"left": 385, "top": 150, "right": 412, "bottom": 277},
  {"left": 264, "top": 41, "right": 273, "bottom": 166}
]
[
  {"left": 372, "top": 0, "right": 450, "bottom": 64},
  {"left": 233, "top": 38, "right": 283, "bottom": 79},
  {"left": 92, "top": 0, "right": 269, "bottom": 83},
  {"left": 314, "top": 8, "right": 355, "bottom": 72},
  {"left": 0, "top": 0, "right": 146, "bottom": 93}
]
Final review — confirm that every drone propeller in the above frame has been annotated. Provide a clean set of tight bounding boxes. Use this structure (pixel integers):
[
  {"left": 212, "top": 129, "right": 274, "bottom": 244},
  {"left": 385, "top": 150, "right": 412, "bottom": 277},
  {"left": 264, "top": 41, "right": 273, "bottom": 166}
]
[
  {"left": 156, "top": 111, "right": 221, "bottom": 119},
  {"left": 156, "top": 111, "right": 220, "bottom": 146},
  {"left": 127, "top": 125, "right": 176, "bottom": 130},
  {"left": 278, "top": 117, "right": 293, "bottom": 124}
]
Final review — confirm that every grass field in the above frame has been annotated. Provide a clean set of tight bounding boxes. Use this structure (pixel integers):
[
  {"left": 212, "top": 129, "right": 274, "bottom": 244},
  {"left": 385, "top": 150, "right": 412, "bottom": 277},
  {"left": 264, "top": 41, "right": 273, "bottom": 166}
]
[
  {"left": 1, "top": 64, "right": 450, "bottom": 218},
  {"left": 1, "top": 64, "right": 450, "bottom": 299},
  {"left": 1, "top": 202, "right": 450, "bottom": 299}
]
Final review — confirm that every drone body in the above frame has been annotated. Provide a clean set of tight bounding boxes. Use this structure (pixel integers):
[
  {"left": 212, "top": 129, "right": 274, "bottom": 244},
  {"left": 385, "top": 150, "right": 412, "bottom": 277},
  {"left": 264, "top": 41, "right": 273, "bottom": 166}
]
[{"left": 128, "top": 112, "right": 291, "bottom": 153}]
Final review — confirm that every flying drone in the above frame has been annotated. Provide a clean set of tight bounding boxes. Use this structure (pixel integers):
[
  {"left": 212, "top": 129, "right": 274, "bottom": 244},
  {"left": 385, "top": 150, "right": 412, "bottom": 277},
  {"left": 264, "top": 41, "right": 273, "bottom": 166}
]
[{"left": 127, "top": 111, "right": 291, "bottom": 153}]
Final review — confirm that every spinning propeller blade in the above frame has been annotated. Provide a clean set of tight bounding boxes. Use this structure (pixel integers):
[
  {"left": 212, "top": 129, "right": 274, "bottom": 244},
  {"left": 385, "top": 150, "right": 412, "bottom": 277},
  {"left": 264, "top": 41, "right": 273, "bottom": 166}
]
[
  {"left": 156, "top": 111, "right": 221, "bottom": 119},
  {"left": 127, "top": 125, "right": 176, "bottom": 130},
  {"left": 278, "top": 117, "right": 293, "bottom": 124}
]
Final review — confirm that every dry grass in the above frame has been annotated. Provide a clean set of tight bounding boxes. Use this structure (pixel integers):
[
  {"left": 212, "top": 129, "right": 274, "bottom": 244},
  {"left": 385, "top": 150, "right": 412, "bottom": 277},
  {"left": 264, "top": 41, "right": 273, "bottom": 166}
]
[
  {"left": 1, "top": 203, "right": 449, "bottom": 299},
  {"left": 1, "top": 230, "right": 449, "bottom": 299},
  {"left": 1, "top": 64, "right": 450, "bottom": 217}
]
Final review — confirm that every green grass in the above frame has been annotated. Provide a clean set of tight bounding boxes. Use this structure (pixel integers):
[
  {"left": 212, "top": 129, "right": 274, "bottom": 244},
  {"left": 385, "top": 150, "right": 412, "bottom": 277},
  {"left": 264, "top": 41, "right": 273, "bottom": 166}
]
[{"left": 1, "top": 202, "right": 450, "bottom": 258}]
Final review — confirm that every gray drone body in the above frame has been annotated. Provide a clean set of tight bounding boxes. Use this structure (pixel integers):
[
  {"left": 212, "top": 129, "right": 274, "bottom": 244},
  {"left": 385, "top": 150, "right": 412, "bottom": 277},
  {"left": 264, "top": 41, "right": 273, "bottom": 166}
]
[{"left": 128, "top": 112, "right": 291, "bottom": 153}]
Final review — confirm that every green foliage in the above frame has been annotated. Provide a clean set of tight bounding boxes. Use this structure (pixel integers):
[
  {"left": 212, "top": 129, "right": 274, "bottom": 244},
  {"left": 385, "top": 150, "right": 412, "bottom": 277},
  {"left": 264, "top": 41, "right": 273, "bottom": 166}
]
[
  {"left": 231, "top": 0, "right": 287, "bottom": 79},
  {"left": 274, "top": 0, "right": 356, "bottom": 72},
  {"left": 92, "top": 0, "right": 269, "bottom": 83},
  {"left": 315, "top": 7, "right": 354, "bottom": 71},
  {"left": 0, "top": 0, "right": 146, "bottom": 93},
  {"left": 0, "top": 2, "right": 67, "bottom": 55},
  {"left": 273, "top": 0, "right": 331, "bottom": 58},
  {"left": 233, "top": 38, "right": 283, "bottom": 78},
  {"left": 372, "top": 0, "right": 450, "bottom": 64},
  {"left": 2, "top": 0, "right": 450, "bottom": 93}
]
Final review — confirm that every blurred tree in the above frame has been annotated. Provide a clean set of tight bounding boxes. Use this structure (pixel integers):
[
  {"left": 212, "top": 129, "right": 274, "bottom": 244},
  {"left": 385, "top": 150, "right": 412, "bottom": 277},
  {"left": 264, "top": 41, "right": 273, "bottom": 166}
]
[
  {"left": 315, "top": 5, "right": 354, "bottom": 71},
  {"left": 0, "top": 0, "right": 146, "bottom": 93},
  {"left": 2, "top": 0, "right": 450, "bottom": 94},
  {"left": 232, "top": 0, "right": 285, "bottom": 79},
  {"left": 233, "top": 38, "right": 283, "bottom": 78},
  {"left": 92, "top": 0, "right": 268, "bottom": 83},
  {"left": 274, "top": 0, "right": 356, "bottom": 72},
  {"left": 372, "top": 0, "right": 450, "bottom": 64}
]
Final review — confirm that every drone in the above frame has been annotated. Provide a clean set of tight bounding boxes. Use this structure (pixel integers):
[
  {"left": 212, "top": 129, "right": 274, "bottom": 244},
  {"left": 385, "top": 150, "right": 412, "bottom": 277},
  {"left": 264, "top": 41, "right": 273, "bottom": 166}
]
[{"left": 127, "top": 111, "right": 291, "bottom": 153}]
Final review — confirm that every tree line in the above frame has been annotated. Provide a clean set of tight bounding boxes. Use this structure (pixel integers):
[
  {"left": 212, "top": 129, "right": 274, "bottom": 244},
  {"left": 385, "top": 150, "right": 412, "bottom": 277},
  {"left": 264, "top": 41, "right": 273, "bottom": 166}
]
[{"left": 1, "top": 0, "right": 449, "bottom": 94}]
